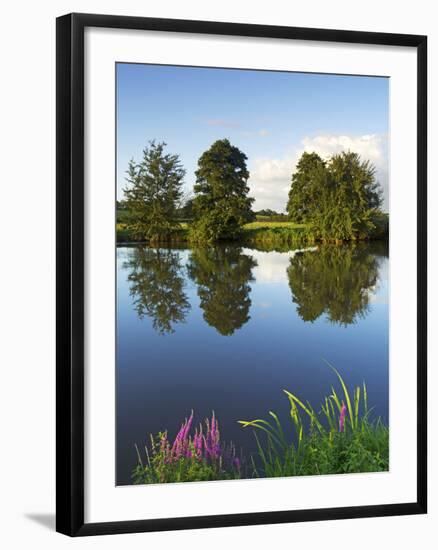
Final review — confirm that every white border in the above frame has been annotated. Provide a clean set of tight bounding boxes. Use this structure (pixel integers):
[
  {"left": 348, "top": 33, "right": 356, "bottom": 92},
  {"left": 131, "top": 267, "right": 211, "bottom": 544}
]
[{"left": 84, "top": 27, "right": 417, "bottom": 523}]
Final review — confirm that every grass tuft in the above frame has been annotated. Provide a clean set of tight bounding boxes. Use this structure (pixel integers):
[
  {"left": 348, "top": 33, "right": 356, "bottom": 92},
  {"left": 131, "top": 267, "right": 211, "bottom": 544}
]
[{"left": 238, "top": 366, "right": 388, "bottom": 478}]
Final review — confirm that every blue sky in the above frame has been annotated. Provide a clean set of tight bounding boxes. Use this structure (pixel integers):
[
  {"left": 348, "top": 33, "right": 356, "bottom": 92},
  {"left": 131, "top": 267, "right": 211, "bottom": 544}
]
[{"left": 117, "top": 63, "right": 389, "bottom": 211}]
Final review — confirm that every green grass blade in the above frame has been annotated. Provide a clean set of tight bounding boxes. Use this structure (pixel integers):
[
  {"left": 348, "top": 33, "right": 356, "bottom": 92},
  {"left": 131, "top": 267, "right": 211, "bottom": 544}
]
[
  {"left": 238, "top": 419, "right": 284, "bottom": 449},
  {"left": 354, "top": 386, "right": 361, "bottom": 429},
  {"left": 330, "top": 388, "right": 342, "bottom": 413},
  {"left": 268, "top": 411, "right": 288, "bottom": 449},
  {"left": 323, "top": 360, "right": 354, "bottom": 431},
  {"left": 284, "top": 390, "right": 323, "bottom": 432}
]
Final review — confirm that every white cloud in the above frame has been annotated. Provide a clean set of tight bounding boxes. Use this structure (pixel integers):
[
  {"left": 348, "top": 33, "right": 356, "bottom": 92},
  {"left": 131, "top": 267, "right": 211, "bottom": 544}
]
[
  {"left": 248, "top": 134, "right": 388, "bottom": 212},
  {"left": 247, "top": 156, "right": 295, "bottom": 212}
]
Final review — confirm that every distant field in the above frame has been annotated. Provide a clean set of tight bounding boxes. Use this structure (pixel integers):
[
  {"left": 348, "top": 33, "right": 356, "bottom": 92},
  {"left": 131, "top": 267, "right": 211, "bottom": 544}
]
[{"left": 244, "top": 221, "right": 307, "bottom": 230}]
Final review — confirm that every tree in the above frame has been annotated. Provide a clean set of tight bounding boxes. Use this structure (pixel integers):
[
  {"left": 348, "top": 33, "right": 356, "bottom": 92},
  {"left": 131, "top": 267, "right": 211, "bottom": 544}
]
[
  {"left": 187, "top": 246, "right": 257, "bottom": 335},
  {"left": 287, "top": 152, "right": 326, "bottom": 223},
  {"left": 311, "top": 152, "right": 383, "bottom": 241},
  {"left": 191, "top": 139, "right": 254, "bottom": 242},
  {"left": 287, "top": 151, "right": 384, "bottom": 241},
  {"left": 123, "top": 141, "right": 186, "bottom": 242},
  {"left": 124, "top": 247, "right": 190, "bottom": 335}
]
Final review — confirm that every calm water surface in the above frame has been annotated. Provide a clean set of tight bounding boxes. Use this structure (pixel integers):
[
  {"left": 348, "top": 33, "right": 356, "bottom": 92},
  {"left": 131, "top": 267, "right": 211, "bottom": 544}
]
[{"left": 116, "top": 242, "right": 389, "bottom": 485}]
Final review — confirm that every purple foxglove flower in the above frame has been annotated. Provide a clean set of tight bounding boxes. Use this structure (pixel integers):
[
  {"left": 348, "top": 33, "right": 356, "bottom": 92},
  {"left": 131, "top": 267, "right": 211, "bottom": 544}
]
[{"left": 339, "top": 402, "right": 347, "bottom": 432}]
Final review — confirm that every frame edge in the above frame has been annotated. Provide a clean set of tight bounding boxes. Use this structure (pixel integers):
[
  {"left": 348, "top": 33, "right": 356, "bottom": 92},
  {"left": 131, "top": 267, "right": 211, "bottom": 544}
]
[
  {"left": 56, "top": 13, "right": 86, "bottom": 537},
  {"left": 56, "top": 12, "right": 428, "bottom": 536}
]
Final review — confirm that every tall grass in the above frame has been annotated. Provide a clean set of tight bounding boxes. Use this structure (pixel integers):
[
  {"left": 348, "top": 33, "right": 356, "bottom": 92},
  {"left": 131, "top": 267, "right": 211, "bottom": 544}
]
[{"left": 239, "top": 363, "right": 389, "bottom": 477}]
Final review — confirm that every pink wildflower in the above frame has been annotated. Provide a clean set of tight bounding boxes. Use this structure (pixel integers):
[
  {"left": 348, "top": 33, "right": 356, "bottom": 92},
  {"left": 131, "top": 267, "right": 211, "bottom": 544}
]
[{"left": 339, "top": 402, "right": 347, "bottom": 432}]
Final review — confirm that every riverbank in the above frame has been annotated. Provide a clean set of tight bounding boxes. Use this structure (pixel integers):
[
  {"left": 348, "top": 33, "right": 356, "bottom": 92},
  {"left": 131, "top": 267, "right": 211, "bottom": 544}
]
[{"left": 117, "top": 218, "right": 388, "bottom": 247}]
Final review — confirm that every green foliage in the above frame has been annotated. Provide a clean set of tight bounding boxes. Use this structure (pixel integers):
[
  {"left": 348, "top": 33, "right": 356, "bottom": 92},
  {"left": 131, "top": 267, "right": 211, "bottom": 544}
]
[
  {"left": 132, "top": 413, "right": 242, "bottom": 484},
  {"left": 243, "top": 225, "right": 313, "bottom": 251},
  {"left": 120, "top": 139, "right": 388, "bottom": 244},
  {"left": 116, "top": 224, "right": 188, "bottom": 244},
  {"left": 287, "top": 151, "right": 385, "bottom": 241},
  {"left": 116, "top": 200, "right": 137, "bottom": 225},
  {"left": 190, "top": 139, "right": 255, "bottom": 243},
  {"left": 369, "top": 211, "right": 389, "bottom": 239},
  {"left": 287, "top": 152, "right": 327, "bottom": 223},
  {"left": 287, "top": 243, "right": 383, "bottom": 325},
  {"left": 132, "top": 438, "right": 237, "bottom": 484},
  {"left": 123, "top": 247, "right": 190, "bottom": 334},
  {"left": 245, "top": 221, "right": 307, "bottom": 230},
  {"left": 175, "top": 196, "right": 194, "bottom": 221},
  {"left": 256, "top": 209, "right": 279, "bottom": 217},
  {"left": 239, "top": 367, "right": 389, "bottom": 478},
  {"left": 123, "top": 141, "right": 186, "bottom": 242},
  {"left": 116, "top": 223, "right": 134, "bottom": 243},
  {"left": 255, "top": 210, "right": 289, "bottom": 222},
  {"left": 187, "top": 246, "right": 256, "bottom": 335}
]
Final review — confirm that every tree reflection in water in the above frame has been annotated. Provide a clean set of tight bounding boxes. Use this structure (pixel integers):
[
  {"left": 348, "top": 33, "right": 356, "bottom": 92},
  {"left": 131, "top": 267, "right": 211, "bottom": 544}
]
[
  {"left": 187, "top": 246, "right": 257, "bottom": 336},
  {"left": 124, "top": 247, "right": 190, "bottom": 335},
  {"left": 287, "top": 243, "right": 385, "bottom": 326}
]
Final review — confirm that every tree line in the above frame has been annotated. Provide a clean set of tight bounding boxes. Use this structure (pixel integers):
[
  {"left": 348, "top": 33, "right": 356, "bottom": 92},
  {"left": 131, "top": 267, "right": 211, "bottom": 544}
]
[{"left": 121, "top": 139, "right": 387, "bottom": 243}]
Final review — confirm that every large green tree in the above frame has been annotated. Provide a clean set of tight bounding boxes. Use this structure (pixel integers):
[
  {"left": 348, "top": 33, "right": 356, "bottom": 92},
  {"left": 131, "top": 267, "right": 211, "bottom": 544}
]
[
  {"left": 317, "top": 152, "right": 383, "bottom": 240},
  {"left": 191, "top": 139, "right": 254, "bottom": 242},
  {"left": 123, "top": 141, "right": 186, "bottom": 242},
  {"left": 287, "top": 151, "right": 384, "bottom": 241},
  {"left": 286, "top": 152, "right": 326, "bottom": 222}
]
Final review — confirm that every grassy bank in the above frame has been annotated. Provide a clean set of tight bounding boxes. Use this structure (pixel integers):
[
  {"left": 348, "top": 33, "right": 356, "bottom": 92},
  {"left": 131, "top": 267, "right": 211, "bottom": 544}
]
[
  {"left": 117, "top": 216, "right": 388, "bottom": 247},
  {"left": 116, "top": 221, "right": 311, "bottom": 245},
  {"left": 242, "top": 222, "right": 313, "bottom": 251},
  {"left": 132, "top": 367, "right": 388, "bottom": 484},
  {"left": 117, "top": 223, "right": 189, "bottom": 243}
]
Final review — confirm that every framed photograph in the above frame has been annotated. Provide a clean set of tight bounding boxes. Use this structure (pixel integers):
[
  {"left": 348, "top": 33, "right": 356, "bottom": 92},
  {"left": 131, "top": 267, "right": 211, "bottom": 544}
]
[{"left": 56, "top": 13, "right": 427, "bottom": 536}]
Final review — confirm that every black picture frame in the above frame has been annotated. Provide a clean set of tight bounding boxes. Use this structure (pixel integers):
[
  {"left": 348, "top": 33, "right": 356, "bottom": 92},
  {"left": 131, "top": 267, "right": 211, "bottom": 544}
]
[{"left": 56, "top": 12, "right": 427, "bottom": 537}]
